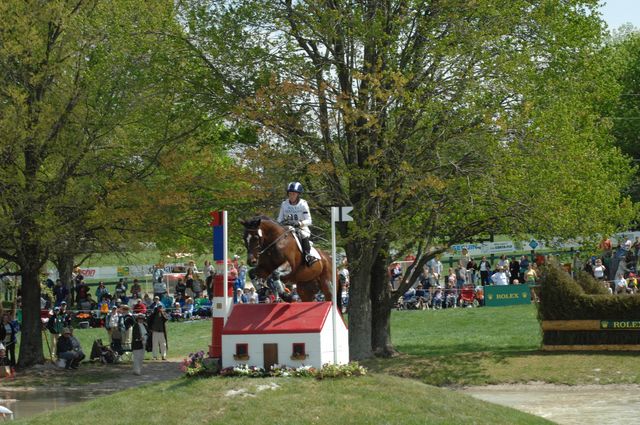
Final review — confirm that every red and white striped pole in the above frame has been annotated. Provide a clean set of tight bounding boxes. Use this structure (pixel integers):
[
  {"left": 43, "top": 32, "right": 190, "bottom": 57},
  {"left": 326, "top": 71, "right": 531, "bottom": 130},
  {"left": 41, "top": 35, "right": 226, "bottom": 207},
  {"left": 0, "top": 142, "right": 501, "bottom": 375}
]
[{"left": 209, "top": 210, "right": 233, "bottom": 359}]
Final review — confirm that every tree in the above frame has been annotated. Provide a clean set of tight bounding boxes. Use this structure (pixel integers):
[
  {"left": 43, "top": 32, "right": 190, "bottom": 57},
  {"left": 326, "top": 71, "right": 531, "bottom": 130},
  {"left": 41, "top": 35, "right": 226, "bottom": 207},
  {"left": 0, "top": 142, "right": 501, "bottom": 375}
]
[
  {"left": 178, "top": 0, "right": 634, "bottom": 359},
  {"left": 0, "top": 0, "right": 207, "bottom": 367}
]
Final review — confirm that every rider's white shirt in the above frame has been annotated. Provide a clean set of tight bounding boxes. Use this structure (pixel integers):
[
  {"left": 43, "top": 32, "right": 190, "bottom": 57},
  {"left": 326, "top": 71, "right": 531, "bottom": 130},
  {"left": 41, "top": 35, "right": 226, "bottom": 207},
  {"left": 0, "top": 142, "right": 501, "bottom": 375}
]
[{"left": 277, "top": 199, "right": 312, "bottom": 237}]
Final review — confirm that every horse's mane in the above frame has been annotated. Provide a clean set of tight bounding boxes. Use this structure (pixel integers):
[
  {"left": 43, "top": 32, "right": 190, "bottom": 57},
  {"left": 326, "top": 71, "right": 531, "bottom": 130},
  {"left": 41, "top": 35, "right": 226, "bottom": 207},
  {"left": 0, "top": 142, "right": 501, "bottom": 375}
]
[{"left": 245, "top": 215, "right": 280, "bottom": 229}]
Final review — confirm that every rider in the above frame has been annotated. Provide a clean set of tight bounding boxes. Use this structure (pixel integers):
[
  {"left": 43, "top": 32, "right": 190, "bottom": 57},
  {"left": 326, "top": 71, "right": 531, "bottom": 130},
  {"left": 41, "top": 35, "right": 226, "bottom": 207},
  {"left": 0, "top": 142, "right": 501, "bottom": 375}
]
[{"left": 277, "top": 181, "right": 317, "bottom": 266}]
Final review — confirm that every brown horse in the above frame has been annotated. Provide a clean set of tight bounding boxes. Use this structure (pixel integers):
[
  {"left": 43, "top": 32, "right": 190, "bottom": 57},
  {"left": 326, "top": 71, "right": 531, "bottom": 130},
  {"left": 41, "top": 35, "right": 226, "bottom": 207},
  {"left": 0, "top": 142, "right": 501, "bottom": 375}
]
[{"left": 241, "top": 215, "right": 333, "bottom": 302}]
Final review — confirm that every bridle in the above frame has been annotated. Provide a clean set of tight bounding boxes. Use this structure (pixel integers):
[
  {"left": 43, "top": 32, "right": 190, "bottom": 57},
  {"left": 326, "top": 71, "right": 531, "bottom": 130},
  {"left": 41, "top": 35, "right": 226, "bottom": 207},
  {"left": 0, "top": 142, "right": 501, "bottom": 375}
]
[{"left": 245, "top": 225, "right": 294, "bottom": 259}]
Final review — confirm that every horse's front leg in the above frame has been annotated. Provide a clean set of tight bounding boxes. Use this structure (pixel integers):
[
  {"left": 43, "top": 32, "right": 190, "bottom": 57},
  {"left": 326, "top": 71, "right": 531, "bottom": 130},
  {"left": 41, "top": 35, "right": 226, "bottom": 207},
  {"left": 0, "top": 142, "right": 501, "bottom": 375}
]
[{"left": 249, "top": 265, "right": 272, "bottom": 281}]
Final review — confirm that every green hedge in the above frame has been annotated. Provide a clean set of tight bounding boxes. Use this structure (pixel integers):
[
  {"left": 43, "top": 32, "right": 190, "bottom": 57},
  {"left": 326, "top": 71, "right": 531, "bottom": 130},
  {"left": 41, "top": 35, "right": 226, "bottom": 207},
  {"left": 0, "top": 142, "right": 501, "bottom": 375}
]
[
  {"left": 538, "top": 264, "right": 640, "bottom": 321},
  {"left": 538, "top": 264, "right": 640, "bottom": 346}
]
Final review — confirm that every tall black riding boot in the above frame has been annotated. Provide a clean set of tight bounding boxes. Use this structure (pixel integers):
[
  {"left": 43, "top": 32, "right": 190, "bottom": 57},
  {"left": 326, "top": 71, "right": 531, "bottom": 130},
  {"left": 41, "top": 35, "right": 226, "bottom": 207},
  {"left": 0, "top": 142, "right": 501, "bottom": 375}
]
[{"left": 300, "top": 237, "right": 317, "bottom": 266}]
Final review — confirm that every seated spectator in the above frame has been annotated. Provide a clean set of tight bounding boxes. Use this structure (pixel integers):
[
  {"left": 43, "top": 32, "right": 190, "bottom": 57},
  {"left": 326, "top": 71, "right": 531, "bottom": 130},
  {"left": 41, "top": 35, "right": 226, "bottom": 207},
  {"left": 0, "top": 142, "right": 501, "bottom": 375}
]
[
  {"left": 432, "top": 287, "right": 443, "bottom": 309},
  {"left": 80, "top": 294, "right": 97, "bottom": 311},
  {"left": 161, "top": 294, "right": 174, "bottom": 309},
  {"left": 133, "top": 298, "right": 147, "bottom": 315},
  {"left": 130, "top": 279, "right": 142, "bottom": 299},
  {"left": 170, "top": 302, "right": 183, "bottom": 321},
  {"left": 445, "top": 282, "right": 457, "bottom": 308},
  {"left": 248, "top": 287, "right": 259, "bottom": 304},
  {"left": 183, "top": 297, "right": 194, "bottom": 320},
  {"left": 415, "top": 284, "right": 430, "bottom": 309},
  {"left": 236, "top": 288, "right": 246, "bottom": 304},
  {"left": 57, "top": 328, "right": 85, "bottom": 369},
  {"left": 142, "top": 293, "right": 152, "bottom": 308}
]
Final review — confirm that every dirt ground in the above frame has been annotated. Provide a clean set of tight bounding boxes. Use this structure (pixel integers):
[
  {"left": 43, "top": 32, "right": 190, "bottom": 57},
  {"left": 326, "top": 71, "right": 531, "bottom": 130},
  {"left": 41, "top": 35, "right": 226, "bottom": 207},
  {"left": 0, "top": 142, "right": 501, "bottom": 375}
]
[
  {"left": 460, "top": 383, "right": 640, "bottom": 425},
  {"left": 0, "top": 359, "right": 182, "bottom": 393}
]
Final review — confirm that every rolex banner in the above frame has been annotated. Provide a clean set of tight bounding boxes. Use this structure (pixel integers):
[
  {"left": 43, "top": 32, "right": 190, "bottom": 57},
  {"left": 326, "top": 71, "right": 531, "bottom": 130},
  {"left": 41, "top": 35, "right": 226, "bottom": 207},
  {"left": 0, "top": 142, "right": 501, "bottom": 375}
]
[{"left": 484, "top": 285, "right": 533, "bottom": 307}]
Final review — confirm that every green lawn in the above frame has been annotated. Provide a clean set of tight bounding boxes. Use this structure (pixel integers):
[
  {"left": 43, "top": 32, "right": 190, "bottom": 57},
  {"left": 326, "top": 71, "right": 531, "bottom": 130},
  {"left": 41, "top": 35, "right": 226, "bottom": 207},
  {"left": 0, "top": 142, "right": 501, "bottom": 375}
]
[
  {"left": 14, "top": 303, "right": 640, "bottom": 423},
  {"left": 15, "top": 373, "right": 551, "bottom": 425},
  {"left": 41, "top": 318, "right": 213, "bottom": 363}
]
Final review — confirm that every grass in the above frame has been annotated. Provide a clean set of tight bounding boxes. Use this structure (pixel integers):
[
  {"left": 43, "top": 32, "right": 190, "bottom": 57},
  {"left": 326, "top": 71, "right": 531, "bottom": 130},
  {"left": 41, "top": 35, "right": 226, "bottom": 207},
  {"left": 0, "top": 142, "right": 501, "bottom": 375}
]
[
  {"left": 13, "top": 303, "right": 640, "bottom": 423},
  {"left": 42, "top": 318, "right": 212, "bottom": 362},
  {"left": 15, "top": 373, "right": 552, "bottom": 425},
  {"left": 361, "top": 304, "right": 640, "bottom": 386}
]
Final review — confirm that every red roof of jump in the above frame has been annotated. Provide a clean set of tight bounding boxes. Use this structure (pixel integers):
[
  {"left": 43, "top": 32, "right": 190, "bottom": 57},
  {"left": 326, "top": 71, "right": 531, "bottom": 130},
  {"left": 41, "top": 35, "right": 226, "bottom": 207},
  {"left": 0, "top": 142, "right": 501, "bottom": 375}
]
[{"left": 222, "top": 302, "right": 332, "bottom": 335}]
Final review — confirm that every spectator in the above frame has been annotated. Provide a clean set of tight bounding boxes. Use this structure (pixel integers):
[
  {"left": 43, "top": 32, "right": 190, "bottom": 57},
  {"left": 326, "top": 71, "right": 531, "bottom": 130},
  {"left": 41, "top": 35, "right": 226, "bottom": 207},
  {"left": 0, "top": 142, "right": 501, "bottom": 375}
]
[
  {"left": 119, "top": 305, "right": 135, "bottom": 351},
  {"left": 497, "top": 255, "right": 508, "bottom": 270},
  {"left": 170, "top": 302, "right": 183, "bottom": 321},
  {"left": 174, "top": 278, "right": 187, "bottom": 299},
  {"left": 152, "top": 264, "right": 165, "bottom": 284},
  {"left": 432, "top": 286, "right": 443, "bottom": 309},
  {"left": 491, "top": 267, "right": 509, "bottom": 286},
  {"left": 183, "top": 297, "right": 194, "bottom": 320},
  {"left": 236, "top": 288, "right": 247, "bottom": 304},
  {"left": 627, "top": 272, "right": 638, "bottom": 294},
  {"left": 95, "top": 281, "right": 109, "bottom": 302},
  {"left": 614, "top": 272, "right": 628, "bottom": 295},
  {"left": 593, "top": 258, "right": 606, "bottom": 282},
  {"left": 447, "top": 268, "right": 456, "bottom": 288},
  {"left": 455, "top": 266, "right": 466, "bottom": 289},
  {"left": 115, "top": 279, "right": 128, "bottom": 305},
  {"left": 131, "top": 313, "right": 148, "bottom": 376},
  {"left": 509, "top": 257, "right": 520, "bottom": 285},
  {"left": 191, "top": 277, "right": 202, "bottom": 299},
  {"left": 519, "top": 256, "right": 530, "bottom": 282},
  {"left": 47, "top": 307, "right": 64, "bottom": 357},
  {"left": 57, "top": 328, "right": 85, "bottom": 369},
  {"left": 0, "top": 313, "right": 18, "bottom": 366},
  {"left": 130, "top": 279, "right": 142, "bottom": 299},
  {"left": 479, "top": 256, "right": 492, "bottom": 285},
  {"left": 427, "top": 255, "right": 443, "bottom": 283},
  {"left": 133, "top": 298, "right": 147, "bottom": 315},
  {"left": 148, "top": 305, "right": 169, "bottom": 361},
  {"left": 105, "top": 306, "right": 120, "bottom": 346},
  {"left": 149, "top": 296, "right": 162, "bottom": 311},
  {"left": 0, "top": 344, "right": 12, "bottom": 376},
  {"left": 204, "top": 260, "right": 215, "bottom": 300},
  {"left": 390, "top": 263, "right": 402, "bottom": 289},
  {"left": 153, "top": 278, "right": 167, "bottom": 299},
  {"left": 466, "top": 258, "right": 477, "bottom": 285},
  {"left": 184, "top": 269, "right": 195, "bottom": 296},
  {"left": 53, "top": 280, "right": 68, "bottom": 307},
  {"left": 58, "top": 301, "right": 72, "bottom": 327},
  {"left": 248, "top": 287, "right": 258, "bottom": 304},
  {"left": 524, "top": 264, "right": 538, "bottom": 285},
  {"left": 142, "top": 293, "right": 153, "bottom": 308}
]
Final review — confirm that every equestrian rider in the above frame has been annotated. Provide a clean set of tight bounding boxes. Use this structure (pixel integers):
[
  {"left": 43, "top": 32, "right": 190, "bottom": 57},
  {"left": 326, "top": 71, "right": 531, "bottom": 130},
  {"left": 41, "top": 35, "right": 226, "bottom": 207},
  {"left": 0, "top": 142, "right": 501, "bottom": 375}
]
[{"left": 277, "top": 182, "right": 317, "bottom": 266}]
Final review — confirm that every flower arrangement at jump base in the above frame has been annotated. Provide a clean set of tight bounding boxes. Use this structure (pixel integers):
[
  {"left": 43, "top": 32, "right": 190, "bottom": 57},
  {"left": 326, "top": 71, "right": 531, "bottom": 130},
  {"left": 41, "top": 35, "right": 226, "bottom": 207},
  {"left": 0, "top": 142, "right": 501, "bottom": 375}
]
[
  {"left": 180, "top": 351, "right": 207, "bottom": 377},
  {"left": 219, "top": 362, "right": 367, "bottom": 379}
]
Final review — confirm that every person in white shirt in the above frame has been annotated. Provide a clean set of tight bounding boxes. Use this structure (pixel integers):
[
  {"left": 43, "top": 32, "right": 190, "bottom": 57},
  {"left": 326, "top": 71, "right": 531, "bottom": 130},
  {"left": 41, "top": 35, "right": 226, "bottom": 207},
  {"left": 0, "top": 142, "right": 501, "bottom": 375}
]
[
  {"left": 427, "top": 256, "right": 443, "bottom": 282},
  {"left": 491, "top": 267, "right": 509, "bottom": 286},
  {"left": 277, "top": 181, "right": 316, "bottom": 266}
]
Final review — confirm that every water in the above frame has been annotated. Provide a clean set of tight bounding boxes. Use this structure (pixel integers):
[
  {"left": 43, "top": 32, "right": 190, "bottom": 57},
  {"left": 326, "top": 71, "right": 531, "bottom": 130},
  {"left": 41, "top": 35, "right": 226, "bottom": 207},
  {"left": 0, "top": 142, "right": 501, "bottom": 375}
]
[
  {"left": 0, "top": 388, "right": 115, "bottom": 420},
  {"left": 461, "top": 384, "right": 640, "bottom": 425}
]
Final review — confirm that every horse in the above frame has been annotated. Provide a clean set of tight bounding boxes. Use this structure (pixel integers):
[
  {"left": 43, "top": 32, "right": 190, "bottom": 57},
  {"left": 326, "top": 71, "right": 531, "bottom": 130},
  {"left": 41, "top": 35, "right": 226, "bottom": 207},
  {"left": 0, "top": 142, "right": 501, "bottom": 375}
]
[{"left": 241, "top": 215, "right": 333, "bottom": 303}]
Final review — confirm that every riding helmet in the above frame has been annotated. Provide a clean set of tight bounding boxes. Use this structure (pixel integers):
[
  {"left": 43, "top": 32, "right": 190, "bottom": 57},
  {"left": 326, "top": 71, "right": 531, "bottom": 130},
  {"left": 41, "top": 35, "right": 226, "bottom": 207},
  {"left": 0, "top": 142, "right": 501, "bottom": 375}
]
[{"left": 287, "top": 182, "right": 304, "bottom": 193}]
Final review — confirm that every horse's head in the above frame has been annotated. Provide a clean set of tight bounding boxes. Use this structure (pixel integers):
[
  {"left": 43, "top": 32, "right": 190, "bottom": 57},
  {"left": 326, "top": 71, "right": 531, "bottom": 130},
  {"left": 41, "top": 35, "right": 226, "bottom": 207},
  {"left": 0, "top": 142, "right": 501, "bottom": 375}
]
[{"left": 240, "top": 217, "right": 264, "bottom": 266}]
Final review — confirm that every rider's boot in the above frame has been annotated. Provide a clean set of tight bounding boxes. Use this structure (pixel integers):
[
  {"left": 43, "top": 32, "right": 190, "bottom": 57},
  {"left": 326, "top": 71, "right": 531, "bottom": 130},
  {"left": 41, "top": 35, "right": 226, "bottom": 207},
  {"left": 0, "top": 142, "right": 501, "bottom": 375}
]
[{"left": 301, "top": 237, "right": 318, "bottom": 266}]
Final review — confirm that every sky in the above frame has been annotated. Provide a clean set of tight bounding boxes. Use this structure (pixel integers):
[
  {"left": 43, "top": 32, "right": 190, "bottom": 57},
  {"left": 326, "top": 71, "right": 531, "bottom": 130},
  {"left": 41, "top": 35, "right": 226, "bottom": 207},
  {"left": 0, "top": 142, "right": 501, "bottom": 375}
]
[{"left": 599, "top": 0, "right": 640, "bottom": 30}]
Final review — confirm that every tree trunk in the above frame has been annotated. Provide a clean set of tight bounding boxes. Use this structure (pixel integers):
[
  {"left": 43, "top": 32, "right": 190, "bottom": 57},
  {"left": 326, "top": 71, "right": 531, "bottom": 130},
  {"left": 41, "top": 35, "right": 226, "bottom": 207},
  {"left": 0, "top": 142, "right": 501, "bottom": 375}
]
[
  {"left": 18, "top": 266, "right": 45, "bottom": 368},
  {"left": 54, "top": 253, "right": 75, "bottom": 306},
  {"left": 371, "top": 248, "right": 396, "bottom": 357},
  {"left": 346, "top": 244, "right": 374, "bottom": 360}
]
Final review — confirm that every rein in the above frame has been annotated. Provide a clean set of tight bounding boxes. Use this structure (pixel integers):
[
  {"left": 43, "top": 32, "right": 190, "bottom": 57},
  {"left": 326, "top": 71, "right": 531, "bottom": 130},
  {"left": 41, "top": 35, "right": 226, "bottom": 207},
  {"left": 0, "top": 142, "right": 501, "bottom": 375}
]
[{"left": 258, "top": 227, "right": 294, "bottom": 256}]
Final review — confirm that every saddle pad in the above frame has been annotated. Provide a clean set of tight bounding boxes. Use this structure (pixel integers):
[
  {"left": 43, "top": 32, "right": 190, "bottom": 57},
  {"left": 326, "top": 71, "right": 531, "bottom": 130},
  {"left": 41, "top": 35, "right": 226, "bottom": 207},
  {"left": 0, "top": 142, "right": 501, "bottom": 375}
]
[{"left": 292, "top": 233, "right": 321, "bottom": 259}]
